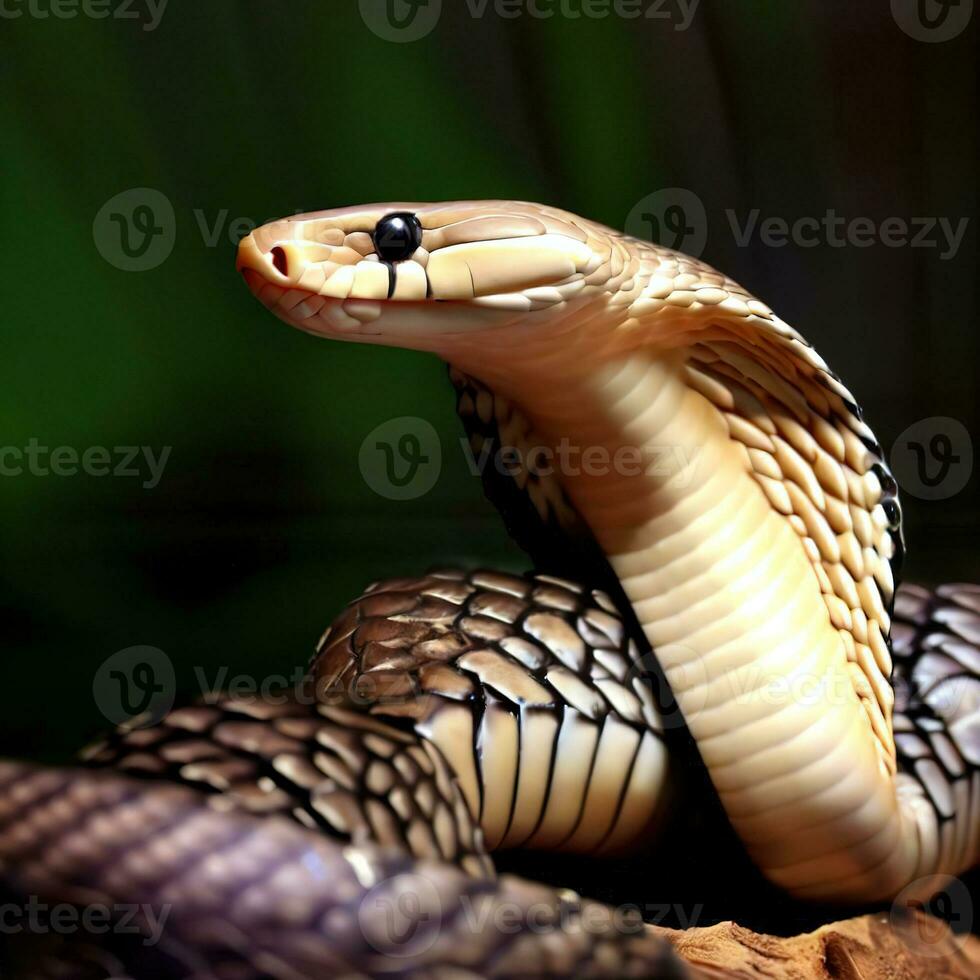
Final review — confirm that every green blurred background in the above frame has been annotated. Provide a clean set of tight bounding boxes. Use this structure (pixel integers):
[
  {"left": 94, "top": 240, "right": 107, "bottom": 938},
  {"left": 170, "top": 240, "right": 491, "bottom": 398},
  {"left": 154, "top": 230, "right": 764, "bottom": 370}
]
[{"left": 1, "top": 0, "right": 976, "bottom": 778}]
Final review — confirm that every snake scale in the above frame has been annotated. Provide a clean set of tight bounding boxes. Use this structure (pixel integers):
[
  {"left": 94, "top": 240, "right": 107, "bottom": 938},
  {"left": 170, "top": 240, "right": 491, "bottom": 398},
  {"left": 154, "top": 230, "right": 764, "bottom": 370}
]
[{"left": 0, "top": 202, "right": 977, "bottom": 978}]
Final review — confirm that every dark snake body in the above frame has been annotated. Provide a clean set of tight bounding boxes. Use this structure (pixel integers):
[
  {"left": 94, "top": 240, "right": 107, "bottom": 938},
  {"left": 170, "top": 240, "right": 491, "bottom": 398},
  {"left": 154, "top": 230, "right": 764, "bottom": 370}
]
[
  {"left": 0, "top": 576, "right": 977, "bottom": 976},
  {"left": 0, "top": 359, "right": 977, "bottom": 977},
  {"left": 0, "top": 762, "right": 690, "bottom": 979}
]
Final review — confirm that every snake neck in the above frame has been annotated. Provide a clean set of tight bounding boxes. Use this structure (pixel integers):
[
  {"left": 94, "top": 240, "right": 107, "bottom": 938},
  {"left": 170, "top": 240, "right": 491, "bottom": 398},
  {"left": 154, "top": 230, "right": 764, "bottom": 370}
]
[
  {"left": 443, "top": 325, "right": 926, "bottom": 902},
  {"left": 451, "top": 339, "right": 841, "bottom": 647}
]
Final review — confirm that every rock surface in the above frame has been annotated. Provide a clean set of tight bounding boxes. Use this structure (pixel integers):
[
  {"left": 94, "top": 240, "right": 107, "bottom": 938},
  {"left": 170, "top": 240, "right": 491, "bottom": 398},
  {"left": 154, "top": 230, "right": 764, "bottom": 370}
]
[{"left": 659, "top": 911, "right": 978, "bottom": 979}]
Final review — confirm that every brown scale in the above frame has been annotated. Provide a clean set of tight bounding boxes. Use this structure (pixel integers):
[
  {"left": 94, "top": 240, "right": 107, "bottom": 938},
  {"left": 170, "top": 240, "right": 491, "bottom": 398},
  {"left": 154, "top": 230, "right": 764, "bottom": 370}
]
[
  {"left": 452, "top": 232, "right": 905, "bottom": 787},
  {"left": 0, "top": 761, "right": 691, "bottom": 980},
  {"left": 456, "top": 374, "right": 580, "bottom": 534},
  {"left": 450, "top": 367, "right": 627, "bottom": 607},
  {"left": 312, "top": 569, "right": 668, "bottom": 856},
  {"left": 890, "top": 583, "right": 980, "bottom": 874},
  {"left": 82, "top": 691, "right": 493, "bottom": 879},
  {"left": 684, "top": 318, "right": 902, "bottom": 779}
]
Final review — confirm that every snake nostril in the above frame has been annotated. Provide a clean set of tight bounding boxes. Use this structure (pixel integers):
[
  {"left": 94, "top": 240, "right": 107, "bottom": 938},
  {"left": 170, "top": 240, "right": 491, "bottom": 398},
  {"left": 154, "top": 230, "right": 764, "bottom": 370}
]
[{"left": 270, "top": 247, "right": 289, "bottom": 278}]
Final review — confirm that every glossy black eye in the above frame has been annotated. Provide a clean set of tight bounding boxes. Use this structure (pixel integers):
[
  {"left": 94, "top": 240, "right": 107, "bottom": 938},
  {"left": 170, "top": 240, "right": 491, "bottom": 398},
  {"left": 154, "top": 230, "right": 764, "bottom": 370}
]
[
  {"left": 882, "top": 496, "right": 902, "bottom": 529},
  {"left": 373, "top": 212, "right": 422, "bottom": 263}
]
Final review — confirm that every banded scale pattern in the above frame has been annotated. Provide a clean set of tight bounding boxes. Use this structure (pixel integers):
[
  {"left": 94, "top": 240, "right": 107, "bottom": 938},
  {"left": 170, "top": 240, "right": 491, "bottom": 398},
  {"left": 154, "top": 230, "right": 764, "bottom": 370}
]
[
  {"left": 0, "top": 762, "right": 694, "bottom": 980},
  {"left": 433, "top": 223, "right": 904, "bottom": 790},
  {"left": 891, "top": 583, "right": 980, "bottom": 878},
  {"left": 2, "top": 198, "right": 977, "bottom": 975},
  {"left": 312, "top": 569, "right": 670, "bottom": 856},
  {"left": 613, "top": 240, "right": 904, "bottom": 781},
  {"left": 451, "top": 292, "right": 902, "bottom": 785},
  {"left": 684, "top": 324, "right": 901, "bottom": 778},
  {"left": 234, "top": 199, "right": 980, "bottom": 901},
  {"left": 83, "top": 693, "right": 493, "bottom": 878},
  {"left": 451, "top": 365, "right": 601, "bottom": 581},
  {"left": 239, "top": 200, "right": 904, "bottom": 793}
]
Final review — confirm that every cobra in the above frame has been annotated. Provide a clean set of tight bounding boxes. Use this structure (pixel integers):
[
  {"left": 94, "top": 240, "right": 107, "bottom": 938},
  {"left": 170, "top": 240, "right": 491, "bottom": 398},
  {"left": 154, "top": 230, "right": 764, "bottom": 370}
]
[
  {"left": 0, "top": 202, "right": 976, "bottom": 977},
  {"left": 234, "top": 200, "right": 978, "bottom": 902}
]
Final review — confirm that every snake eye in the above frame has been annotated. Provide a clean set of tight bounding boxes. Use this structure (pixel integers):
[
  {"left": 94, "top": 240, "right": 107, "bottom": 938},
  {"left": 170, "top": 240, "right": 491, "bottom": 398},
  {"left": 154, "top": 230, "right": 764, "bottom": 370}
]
[{"left": 373, "top": 212, "right": 422, "bottom": 263}]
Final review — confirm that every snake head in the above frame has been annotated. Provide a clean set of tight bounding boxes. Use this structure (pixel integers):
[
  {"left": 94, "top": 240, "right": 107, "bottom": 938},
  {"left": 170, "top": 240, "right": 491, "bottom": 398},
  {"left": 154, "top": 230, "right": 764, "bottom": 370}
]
[{"left": 237, "top": 201, "right": 635, "bottom": 351}]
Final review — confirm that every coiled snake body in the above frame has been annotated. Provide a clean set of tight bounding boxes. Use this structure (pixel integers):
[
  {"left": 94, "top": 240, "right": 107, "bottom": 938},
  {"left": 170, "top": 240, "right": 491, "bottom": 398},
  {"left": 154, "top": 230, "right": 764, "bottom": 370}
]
[{"left": 1, "top": 202, "right": 977, "bottom": 978}]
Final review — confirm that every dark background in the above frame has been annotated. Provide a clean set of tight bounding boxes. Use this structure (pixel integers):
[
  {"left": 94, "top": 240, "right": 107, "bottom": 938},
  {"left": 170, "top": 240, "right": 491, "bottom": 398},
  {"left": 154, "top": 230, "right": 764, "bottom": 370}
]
[{"left": 1, "top": 0, "right": 976, "bottom": 931}]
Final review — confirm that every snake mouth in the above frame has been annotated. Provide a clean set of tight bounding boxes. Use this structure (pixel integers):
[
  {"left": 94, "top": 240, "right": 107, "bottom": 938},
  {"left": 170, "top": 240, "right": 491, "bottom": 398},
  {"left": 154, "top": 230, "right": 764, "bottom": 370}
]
[
  {"left": 238, "top": 263, "right": 515, "bottom": 346},
  {"left": 236, "top": 202, "right": 609, "bottom": 346},
  {"left": 237, "top": 243, "right": 556, "bottom": 351},
  {"left": 238, "top": 264, "right": 384, "bottom": 338}
]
